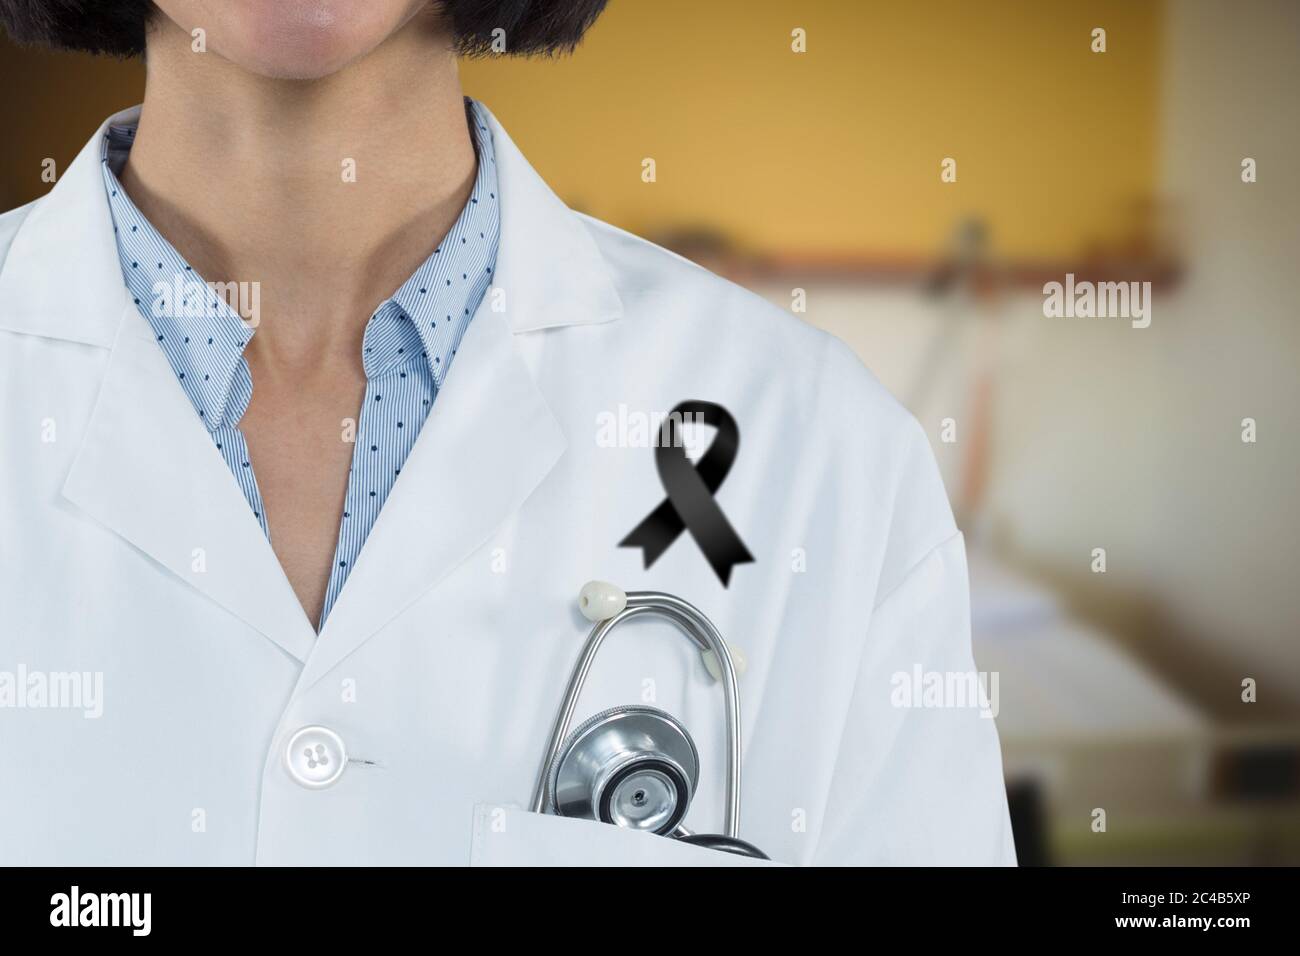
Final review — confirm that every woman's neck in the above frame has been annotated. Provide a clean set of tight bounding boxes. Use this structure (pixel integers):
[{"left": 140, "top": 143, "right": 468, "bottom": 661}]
[{"left": 120, "top": 11, "right": 477, "bottom": 370}]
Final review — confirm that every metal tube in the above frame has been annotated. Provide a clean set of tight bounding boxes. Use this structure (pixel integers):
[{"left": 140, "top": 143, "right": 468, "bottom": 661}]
[{"left": 530, "top": 591, "right": 743, "bottom": 839}]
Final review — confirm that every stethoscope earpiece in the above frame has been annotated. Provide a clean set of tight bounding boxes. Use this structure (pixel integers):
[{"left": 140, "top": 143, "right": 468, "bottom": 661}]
[
  {"left": 532, "top": 583, "right": 764, "bottom": 860},
  {"left": 578, "top": 580, "right": 627, "bottom": 622}
]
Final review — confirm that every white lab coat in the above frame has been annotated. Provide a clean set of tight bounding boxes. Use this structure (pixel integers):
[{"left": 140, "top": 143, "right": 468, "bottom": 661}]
[{"left": 0, "top": 105, "right": 1015, "bottom": 866}]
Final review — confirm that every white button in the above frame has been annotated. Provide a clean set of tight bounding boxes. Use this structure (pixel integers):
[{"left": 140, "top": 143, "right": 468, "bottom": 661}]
[{"left": 285, "top": 725, "right": 347, "bottom": 789}]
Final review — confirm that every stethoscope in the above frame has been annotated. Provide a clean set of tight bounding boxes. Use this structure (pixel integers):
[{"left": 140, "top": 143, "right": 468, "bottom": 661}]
[{"left": 530, "top": 581, "right": 769, "bottom": 860}]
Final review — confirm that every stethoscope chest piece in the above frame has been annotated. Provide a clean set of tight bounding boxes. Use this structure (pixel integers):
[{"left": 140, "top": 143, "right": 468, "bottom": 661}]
[{"left": 548, "top": 705, "right": 699, "bottom": 836}]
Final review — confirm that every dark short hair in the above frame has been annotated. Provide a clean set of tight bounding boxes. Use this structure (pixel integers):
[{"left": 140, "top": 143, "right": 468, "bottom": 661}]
[{"left": 0, "top": 0, "right": 609, "bottom": 58}]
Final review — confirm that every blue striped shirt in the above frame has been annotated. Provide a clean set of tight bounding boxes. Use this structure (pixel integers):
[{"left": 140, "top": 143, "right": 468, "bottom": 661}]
[{"left": 100, "top": 99, "right": 501, "bottom": 628}]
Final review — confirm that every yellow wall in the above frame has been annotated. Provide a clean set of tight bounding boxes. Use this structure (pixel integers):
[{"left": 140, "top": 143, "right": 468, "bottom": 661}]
[
  {"left": 462, "top": 0, "right": 1163, "bottom": 260},
  {"left": 0, "top": 0, "right": 1163, "bottom": 261}
]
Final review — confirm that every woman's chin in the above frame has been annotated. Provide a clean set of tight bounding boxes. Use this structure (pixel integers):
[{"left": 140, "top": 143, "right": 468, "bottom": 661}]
[{"left": 229, "top": 44, "right": 368, "bottom": 82}]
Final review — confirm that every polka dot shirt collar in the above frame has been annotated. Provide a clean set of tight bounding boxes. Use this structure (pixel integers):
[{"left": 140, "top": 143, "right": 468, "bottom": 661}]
[
  {"left": 359, "top": 105, "right": 500, "bottom": 387},
  {"left": 100, "top": 125, "right": 254, "bottom": 429},
  {"left": 99, "top": 99, "right": 500, "bottom": 429}
]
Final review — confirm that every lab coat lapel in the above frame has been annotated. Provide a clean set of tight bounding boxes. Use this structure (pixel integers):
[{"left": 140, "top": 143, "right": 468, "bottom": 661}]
[
  {"left": 303, "top": 305, "right": 565, "bottom": 688},
  {"left": 62, "top": 308, "right": 317, "bottom": 663},
  {"left": 300, "top": 105, "right": 621, "bottom": 688}
]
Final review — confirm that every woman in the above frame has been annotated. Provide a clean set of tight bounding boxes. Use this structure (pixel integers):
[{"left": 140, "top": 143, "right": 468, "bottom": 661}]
[{"left": 0, "top": 0, "right": 1015, "bottom": 865}]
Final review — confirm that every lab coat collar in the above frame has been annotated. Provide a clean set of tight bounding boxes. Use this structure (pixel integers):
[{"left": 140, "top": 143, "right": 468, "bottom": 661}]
[
  {"left": 0, "top": 106, "right": 141, "bottom": 347},
  {"left": 477, "top": 103, "right": 624, "bottom": 333},
  {"left": 0, "top": 102, "right": 623, "bottom": 342}
]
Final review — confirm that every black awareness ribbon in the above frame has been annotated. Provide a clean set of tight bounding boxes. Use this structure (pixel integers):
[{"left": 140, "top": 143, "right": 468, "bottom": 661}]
[{"left": 619, "top": 400, "right": 754, "bottom": 586}]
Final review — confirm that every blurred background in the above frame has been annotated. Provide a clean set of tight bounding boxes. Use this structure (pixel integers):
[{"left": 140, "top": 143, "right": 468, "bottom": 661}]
[{"left": 3, "top": 0, "right": 1298, "bottom": 864}]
